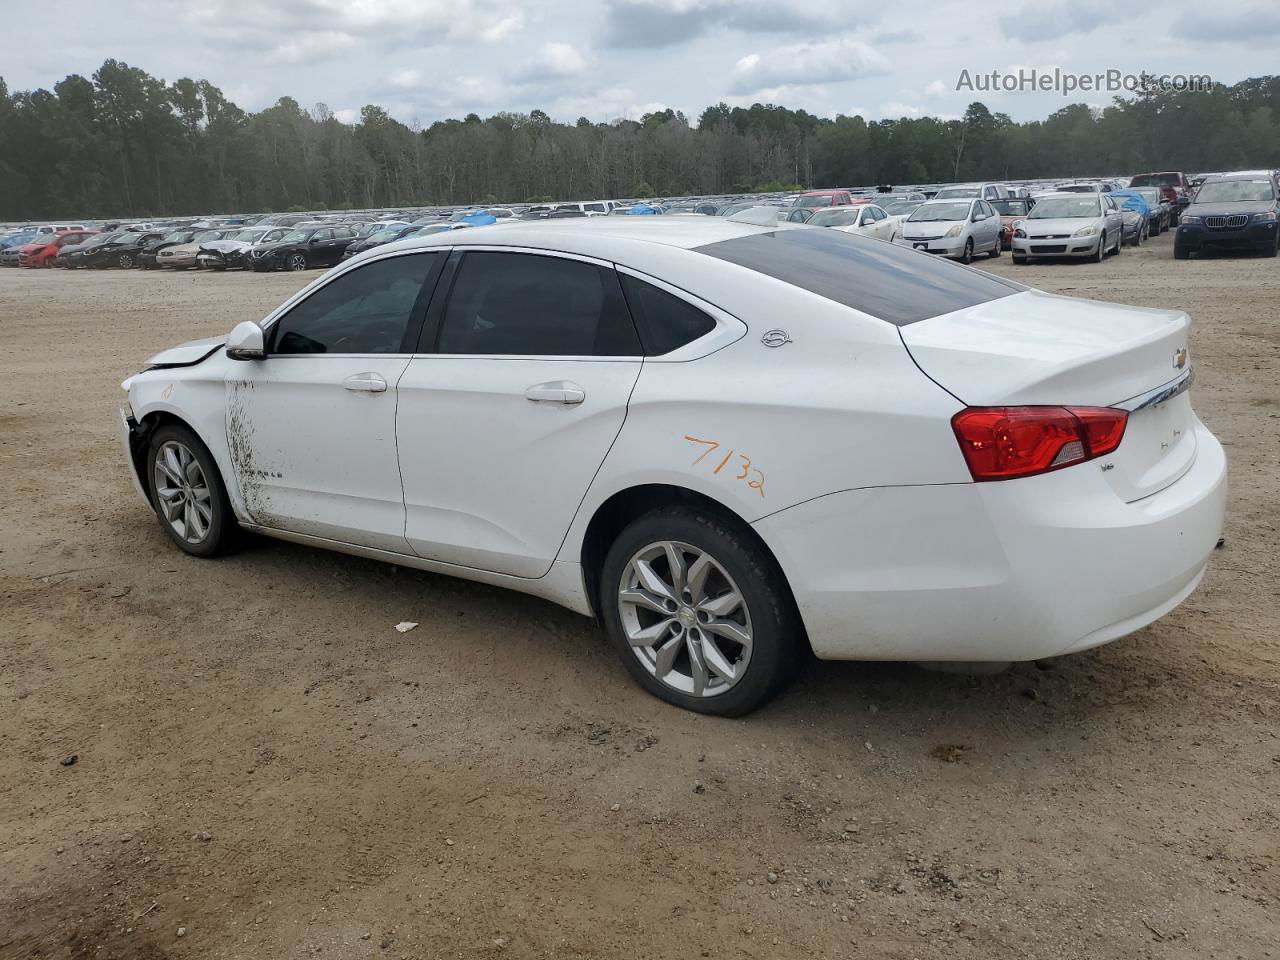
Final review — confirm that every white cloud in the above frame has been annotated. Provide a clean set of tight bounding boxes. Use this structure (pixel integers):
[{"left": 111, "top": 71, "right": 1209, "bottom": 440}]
[
  {"left": 387, "top": 69, "right": 422, "bottom": 90},
  {"left": 268, "top": 31, "right": 358, "bottom": 64},
  {"left": 536, "top": 42, "right": 589, "bottom": 76},
  {"left": 879, "top": 101, "right": 924, "bottom": 118},
  {"left": 728, "top": 37, "right": 887, "bottom": 95},
  {"left": 925, "top": 79, "right": 947, "bottom": 97}
]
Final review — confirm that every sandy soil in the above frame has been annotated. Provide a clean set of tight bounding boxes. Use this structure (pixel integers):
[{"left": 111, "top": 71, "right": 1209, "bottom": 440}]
[{"left": 1, "top": 236, "right": 1277, "bottom": 960}]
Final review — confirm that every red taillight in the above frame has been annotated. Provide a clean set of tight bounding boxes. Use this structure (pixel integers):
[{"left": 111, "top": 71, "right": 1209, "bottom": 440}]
[{"left": 951, "top": 406, "right": 1128, "bottom": 481}]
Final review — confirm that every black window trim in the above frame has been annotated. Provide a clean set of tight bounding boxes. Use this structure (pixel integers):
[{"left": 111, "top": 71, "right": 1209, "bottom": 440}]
[
  {"left": 262, "top": 248, "right": 448, "bottom": 357},
  {"left": 415, "top": 246, "right": 645, "bottom": 360}
]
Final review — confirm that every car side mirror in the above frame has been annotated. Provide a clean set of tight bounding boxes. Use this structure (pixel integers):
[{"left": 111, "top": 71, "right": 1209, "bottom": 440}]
[
  {"left": 226, "top": 320, "right": 266, "bottom": 361},
  {"left": 973, "top": 214, "right": 987, "bottom": 222}
]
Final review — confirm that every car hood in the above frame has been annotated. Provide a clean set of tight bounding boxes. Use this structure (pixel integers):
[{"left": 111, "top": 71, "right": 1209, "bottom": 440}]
[
  {"left": 160, "top": 242, "right": 202, "bottom": 255},
  {"left": 1187, "top": 201, "right": 1273, "bottom": 216},
  {"left": 902, "top": 220, "right": 965, "bottom": 235},
  {"left": 144, "top": 336, "right": 225, "bottom": 368},
  {"left": 201, "top": 239, "right": 253, "bottom": 253},
  {"left": 1019, "top": 217, "right": 1102, "bottom": 235}
]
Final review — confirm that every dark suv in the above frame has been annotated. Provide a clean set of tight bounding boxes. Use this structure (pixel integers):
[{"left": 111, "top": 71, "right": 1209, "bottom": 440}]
[{"left": 1174, "top": 173, "right": 1279, "bottom": 259}]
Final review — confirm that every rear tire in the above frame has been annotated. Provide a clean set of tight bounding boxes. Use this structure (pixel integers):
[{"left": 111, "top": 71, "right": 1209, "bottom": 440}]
[
  {"left": 600, "top": 505, "right": 801, "bottom": 716},
  {"left": 146, "top": 424, "right": 239, "bottom": 558},
  {"left": 987, "top": 240, "right": 1000, "bottom": 258}
]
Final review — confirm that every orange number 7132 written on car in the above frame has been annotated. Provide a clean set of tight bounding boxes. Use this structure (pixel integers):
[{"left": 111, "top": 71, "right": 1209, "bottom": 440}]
[{"left": 683, "top": 435, "right": 766, "bottom": 498}]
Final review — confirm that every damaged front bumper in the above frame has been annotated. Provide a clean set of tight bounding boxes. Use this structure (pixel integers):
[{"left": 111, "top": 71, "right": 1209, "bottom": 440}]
[{"left": 118, "top": 406, "right": 150, "bottom": 504}]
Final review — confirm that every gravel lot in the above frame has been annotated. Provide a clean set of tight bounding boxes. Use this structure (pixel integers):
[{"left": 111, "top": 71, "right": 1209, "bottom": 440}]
[{"left": 2, "top": 234, "right": 1277, "bottom": 960}]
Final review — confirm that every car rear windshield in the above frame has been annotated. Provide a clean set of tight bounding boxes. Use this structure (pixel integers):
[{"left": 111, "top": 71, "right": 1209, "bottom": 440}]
[{"left": 695, "top": 228, "right": 1022, "bottom": 326}]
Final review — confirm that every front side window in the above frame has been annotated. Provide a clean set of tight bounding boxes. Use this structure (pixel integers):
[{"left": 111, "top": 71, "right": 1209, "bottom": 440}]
[
  {"left": 272, "top": 253, "right": 439, "bottom": 355},
  {"left": 438, "top": 252, "right": 640, "bottom": 356}
]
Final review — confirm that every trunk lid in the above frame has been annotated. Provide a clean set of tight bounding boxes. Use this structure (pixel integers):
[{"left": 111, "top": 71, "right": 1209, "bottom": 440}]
[{"left": 901, "top": 289, "right": 1196, "bottom": 502}]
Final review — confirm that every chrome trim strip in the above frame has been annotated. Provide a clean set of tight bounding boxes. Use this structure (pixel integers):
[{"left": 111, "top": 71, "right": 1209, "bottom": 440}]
[{"left": 1116, "top": 366, "right": 1194, "bottom": 412}]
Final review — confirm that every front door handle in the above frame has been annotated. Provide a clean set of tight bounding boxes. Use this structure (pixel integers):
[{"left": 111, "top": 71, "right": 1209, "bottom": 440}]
[
  {"left": 525, "top": 380, "right": 586, "bottom": 405},
  {"left": 343, "top": 372, "right": 388, "bottom": 393}
]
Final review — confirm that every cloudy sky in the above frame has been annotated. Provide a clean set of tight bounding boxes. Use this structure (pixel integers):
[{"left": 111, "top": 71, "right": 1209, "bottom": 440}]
[{"left": 4, "top": 0, "right": 1278, "bottom": 126}]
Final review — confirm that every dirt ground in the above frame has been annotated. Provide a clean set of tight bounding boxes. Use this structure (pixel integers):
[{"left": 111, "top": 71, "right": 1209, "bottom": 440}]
[{"left": 1, "top": 234, "right": 1277, "bottom": 960}]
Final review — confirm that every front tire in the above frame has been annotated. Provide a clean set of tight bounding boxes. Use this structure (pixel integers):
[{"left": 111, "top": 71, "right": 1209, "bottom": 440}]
[
  {"left": 1174, "top": 242, "right": 1191, "bottom": 260},
  {"left": 146, "top": 424, "right": 238, "bottom": 558},
  {"left": 287, "top": 252, "right": 308, "bottom": 271},
  {"left": 600, "top": 506, "right": 801, "bottom": 716},
  {"left": 118, "top": 253, "right": 135, "bottom": 269},
  {"left": 1094, "top": 233, "right": 1107, "bottom": 262},
  {"left": 959, "top": 238, "right": 973, "bottom": 264}
]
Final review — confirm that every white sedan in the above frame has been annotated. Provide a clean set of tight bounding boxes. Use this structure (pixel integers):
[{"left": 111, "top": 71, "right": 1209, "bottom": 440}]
[
  {"left": 119, "top": 218, "right": 1226, "bottom": 715},
  {"left": 805, "top": 203, "right": 898, "bottom": 241}
]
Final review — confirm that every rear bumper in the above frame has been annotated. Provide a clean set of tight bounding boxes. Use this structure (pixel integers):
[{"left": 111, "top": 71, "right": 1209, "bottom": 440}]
[{"left": 755, "top": 420, "right": 1227, "bottom": 662}]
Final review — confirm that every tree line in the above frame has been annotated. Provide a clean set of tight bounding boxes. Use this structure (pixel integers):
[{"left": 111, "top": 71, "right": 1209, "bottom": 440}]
[{"left": 1, "top": 60, "right": 1279, "bottom": 220}]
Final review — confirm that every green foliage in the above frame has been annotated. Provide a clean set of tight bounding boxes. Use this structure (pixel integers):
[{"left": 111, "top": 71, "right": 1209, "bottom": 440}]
[
  {"left": 753, "top": 180, "right": 804, "bottom": 193},
  {"left": 1, "top": 62, "right": 1279, "bottom": 219}
]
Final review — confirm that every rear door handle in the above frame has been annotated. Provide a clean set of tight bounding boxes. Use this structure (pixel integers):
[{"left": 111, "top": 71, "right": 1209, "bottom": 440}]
[
  {"left": 343, "top": 372, "right": 388, "bottom": 393},
  {"left": 525, "top": 380, "right": 586, "bottom": 405}
]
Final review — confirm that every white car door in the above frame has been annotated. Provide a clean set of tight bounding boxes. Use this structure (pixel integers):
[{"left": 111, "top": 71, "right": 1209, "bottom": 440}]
[
  {"left": 396, "top": 249, "right": 644, "bottom": 578},
  {"left": 866, "top": 205, "right": 893, "bottom": 240},
  {"left": 224, "top": 250, "right": 444, "bottom": 551}
]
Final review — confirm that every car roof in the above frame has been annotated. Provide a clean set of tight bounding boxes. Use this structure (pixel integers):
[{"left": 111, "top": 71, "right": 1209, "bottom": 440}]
[{"left": 382, "top": 216, "right": 793, "bottom": 259}]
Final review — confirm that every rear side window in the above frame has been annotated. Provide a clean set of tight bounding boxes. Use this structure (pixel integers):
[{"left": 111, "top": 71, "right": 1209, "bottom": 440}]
[
  {"left": 697, "top": 229, "right": 1022, "bottom": 326},
  {"left": 272, "top": 253, "right": 439, "bottom": 354},
  {"left": 438, "top": 252, "right": 640, "bottom": 356},
  {"left": 619, "top": 274, "right": 716, "bottom": 355}
]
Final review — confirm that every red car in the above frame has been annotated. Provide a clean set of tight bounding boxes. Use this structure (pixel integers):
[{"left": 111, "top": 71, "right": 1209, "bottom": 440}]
[
  {"left": 790, "top": 189, "right": 854, "bottom": 211},
  {"left": 1128, "top": 172, "right": 1189, "bottom": 223},
  {"left": 17, "top": 230, "right": 97, "bottom": 268},
  {"left": 990, "top": 197, "right": 1035, "bottom": 249}
]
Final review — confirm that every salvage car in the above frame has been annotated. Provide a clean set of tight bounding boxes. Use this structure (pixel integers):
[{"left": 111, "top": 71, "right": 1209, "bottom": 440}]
[
  {"left": 341, "top": 224, "right": 428, "bottom": 260},
  {"left": 157, "top": 230, "right": 235, "bottom": 270},
  {"left": 79, "top": 230, "right": 163, "bottom": 269},
  {"left": 989, "top": 198, "right": 1035, "bottom": 249},
  {"left": 1129, "top": 187, "right": 1171, "bottom": 235},
  {"left": 138, "top": 231, "right": 199, "bottom": 270},
  {"left": 1011, "top": 193, "right": 1124, "bottom": 263},
  {"left": 18, "top": 229, "right": 97, "bottom": 267},
  {"left": 1174, "top": 174, "right": 1279, "bottom": 259},
  {"left": 196, "top": 227, "right": 291, "bottom": 271},
  {"left": 248, "top": 225, "right": 360, "bottom": 271},
  {"left": 804, "top": 203, "right": 898, "bottom": 241},
  {"left": 899, "top": 198, "right": 1003, "bottom": 262},
  {"left": 116, "top": 218, "right": 1227, "bottom": 715}
]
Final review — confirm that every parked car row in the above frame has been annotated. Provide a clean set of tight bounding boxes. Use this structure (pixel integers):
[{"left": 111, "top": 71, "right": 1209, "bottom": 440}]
[{"left": 6, "top": 167, "right": 1277, "bottom": 275}]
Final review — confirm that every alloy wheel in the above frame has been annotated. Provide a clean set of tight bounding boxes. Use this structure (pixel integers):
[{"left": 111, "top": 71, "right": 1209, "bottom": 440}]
[
  {"left": 617, "top": 540, "right": 753, "bottom": 698},
  {"left": 288, "top": 254, "right": 307, "bottom": 271},
  {"left": 119, "top": 253, "right": 134, "bottom": 268},
  {"left": 153, "top": 440, "right": 213, "bottom": 544}
]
